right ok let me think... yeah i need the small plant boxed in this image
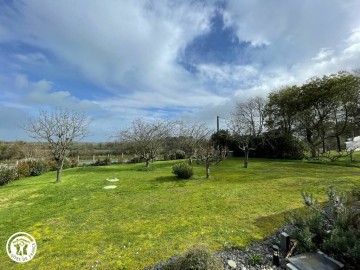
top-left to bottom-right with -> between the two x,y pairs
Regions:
163,246 -> 223,270
248,253 -> 261,266
172,163 -> 193,179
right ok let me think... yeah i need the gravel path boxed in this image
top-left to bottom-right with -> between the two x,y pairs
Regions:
145,226 -> 298,270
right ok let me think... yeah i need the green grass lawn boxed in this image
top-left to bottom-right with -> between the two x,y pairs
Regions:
1,157 -> 359,269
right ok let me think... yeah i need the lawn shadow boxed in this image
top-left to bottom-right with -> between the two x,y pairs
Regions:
153,175 -> 185,183
303,160 -> 360,168
3,181 -> 55,189
254,206 -> 309,234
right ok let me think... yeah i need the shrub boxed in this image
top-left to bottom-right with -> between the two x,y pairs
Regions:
0,166 -> 18,186
172,163 -> 193,179
163,247 -> 223,270
47,160 -> 57,171
294,226 -> 316,252
322,227 -> 360,267
92,157 -> 111,166
28,160 -> 50,176
175,150 -> 186,159
164,150 -> 186,161
62,158 -> 73,169
288,186 -> 360,268
129,156 -> 143,164
16,162 -> 31,178
16,159 -> 50,177
164,153 -> 176,160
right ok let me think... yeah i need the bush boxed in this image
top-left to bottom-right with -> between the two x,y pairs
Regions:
28,160 -> 50,176
16,162 -> 31,178
175,150 -> 186,159
129,156 -> 144,164
252,133 -> 305,159
294,226 -> 316,252
62,158 -> 73,169
322,227 -> 360,267
164,150 -> 186,161
92,157 -> 111,166
0,166 -> 18,186
172,163 -> 193,179
16,159 -> 50,177
164,153 -> 176,160
163,247 -> 223,270
288,186 -> 360,268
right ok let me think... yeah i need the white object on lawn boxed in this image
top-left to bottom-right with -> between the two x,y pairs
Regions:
103,185 -> 117,189
106,178 -> 119,182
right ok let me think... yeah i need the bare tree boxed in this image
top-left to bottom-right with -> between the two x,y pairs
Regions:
117,118 -> 175,167
228,96 -> 266,168
198,140 -> 227,178
178,122 -> 212,165
24,108 -> 89,183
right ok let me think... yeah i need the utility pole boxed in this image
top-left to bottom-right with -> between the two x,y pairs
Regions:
217,116 -> 220,132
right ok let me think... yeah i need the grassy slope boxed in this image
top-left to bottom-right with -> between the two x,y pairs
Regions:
0,158 -> 359,269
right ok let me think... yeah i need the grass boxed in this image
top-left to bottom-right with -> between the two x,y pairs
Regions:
0,157 -> 359,269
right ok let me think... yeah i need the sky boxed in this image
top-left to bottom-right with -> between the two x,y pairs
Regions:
1,0 -> 360,142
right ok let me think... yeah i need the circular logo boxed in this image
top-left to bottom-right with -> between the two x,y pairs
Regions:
6,232 -> 37,263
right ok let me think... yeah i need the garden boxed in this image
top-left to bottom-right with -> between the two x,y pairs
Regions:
0,157 -> 359,269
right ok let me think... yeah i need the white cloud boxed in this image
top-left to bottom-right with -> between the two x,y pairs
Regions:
312,48 -> 334,62
11,74 -> 99,111
1,0 -> 215,95
223,0 -> 360,65
1,1 -> 360,141
15,52 -> 48,64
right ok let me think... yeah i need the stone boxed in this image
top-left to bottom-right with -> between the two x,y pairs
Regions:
227,259 -> 237,268
287,251 -> 344,270
103,185 -> 117,189
106,178 -> 119,182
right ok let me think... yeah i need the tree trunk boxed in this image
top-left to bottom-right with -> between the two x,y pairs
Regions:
206,163 -> 210,179
306,129 -> 316,158
56,168 -> 61,183
336,136 -> 342,152
146,160 -> 150,168
55,159 -> 64,183
244,150 -> 249,168
321,128 -> 326,154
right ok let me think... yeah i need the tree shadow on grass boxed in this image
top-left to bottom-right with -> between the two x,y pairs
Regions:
254,206 -> 309,235
153,175 -> 185,183
3,181 -> 55,189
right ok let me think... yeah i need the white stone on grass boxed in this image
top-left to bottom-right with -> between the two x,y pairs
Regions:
106,178 -> 119,182
103,185 -> 117,189
227,260 -> 237,269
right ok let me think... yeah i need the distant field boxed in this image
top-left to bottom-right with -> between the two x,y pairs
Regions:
0,157 -> 359,269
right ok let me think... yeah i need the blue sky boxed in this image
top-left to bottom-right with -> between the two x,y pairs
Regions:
1,0 -> 360,141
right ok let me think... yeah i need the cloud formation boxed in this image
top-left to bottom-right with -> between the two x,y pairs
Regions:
0,0 -> 359,141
